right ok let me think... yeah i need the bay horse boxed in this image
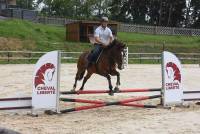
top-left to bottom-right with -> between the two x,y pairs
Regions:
72,39 -> 126,95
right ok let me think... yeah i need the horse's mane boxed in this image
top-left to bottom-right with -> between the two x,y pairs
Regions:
102,39 -> 125,65
105,39 -> 121,50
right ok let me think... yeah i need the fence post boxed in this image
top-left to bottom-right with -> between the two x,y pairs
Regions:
7,52 -> 10,63
157,54 -> 160,63
190,29 -> 193,36
29,52 -> 31,63
139,54 -> 142,63
162,41 -> 165,51
136,25 -> 139,33
44,17 -> 47,24
154,26 -> 157,35
119,24 -> 122,32
172,27 -> 175,35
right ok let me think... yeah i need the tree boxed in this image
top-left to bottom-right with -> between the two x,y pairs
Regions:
109,0 -> 130,22
17,0 -> 34,9
37,0 -> 75,17
109,0 -> 149,24
35,0 -> 194,28
191,0 -> 200,28
169,0 -> 186,27
146,0 -> 160,25
37,0 -> 104,19
149,0 -> 186,27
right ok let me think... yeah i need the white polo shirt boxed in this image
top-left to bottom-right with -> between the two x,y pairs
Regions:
94,26 -> 113,45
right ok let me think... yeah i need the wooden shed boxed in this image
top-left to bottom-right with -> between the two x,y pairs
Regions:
66,20 -> 118,42
0,0 -> 16,14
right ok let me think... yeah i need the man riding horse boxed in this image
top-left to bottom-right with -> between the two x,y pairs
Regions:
87,17 -> 114,67
72,17 -> 126,95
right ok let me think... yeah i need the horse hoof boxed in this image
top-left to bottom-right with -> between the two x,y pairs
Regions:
70,88 -> 75,92
79,88 -> 83,91
109,91 -> 114,96
114,87 -> 120,92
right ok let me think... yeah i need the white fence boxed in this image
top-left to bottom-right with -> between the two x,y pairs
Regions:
37,17 -> 76,26
35,17 -> 200,36
0,51 -> 199,64
119,24 -> 200,36
0,51 -> 81,62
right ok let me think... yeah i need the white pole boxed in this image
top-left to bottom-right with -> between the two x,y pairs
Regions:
56,51 -> 61,113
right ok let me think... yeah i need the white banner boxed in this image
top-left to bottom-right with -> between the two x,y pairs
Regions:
32,51 -> 60,112
162,51 -> 183,106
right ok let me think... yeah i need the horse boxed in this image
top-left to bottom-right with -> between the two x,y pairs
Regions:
72,39 -> 126,95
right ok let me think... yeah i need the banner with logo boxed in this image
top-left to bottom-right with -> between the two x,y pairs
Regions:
162,51 -> 183,106
32,51 -> 60,112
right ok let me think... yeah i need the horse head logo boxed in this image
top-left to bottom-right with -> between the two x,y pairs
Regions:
34,63 -> 55,88
166,62 -> 181,83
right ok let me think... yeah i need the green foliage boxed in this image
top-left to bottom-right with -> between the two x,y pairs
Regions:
118,32 -> 200,45
0,19 -> 200,53
0,19 -> 64,41
37,0 -> 107,19
17,0 -> 35,9
118,32 -> 200,53
190,0 -> 200,28
0,19 -> 65,51
34,0 -> 200,28
109,0 -> 186,26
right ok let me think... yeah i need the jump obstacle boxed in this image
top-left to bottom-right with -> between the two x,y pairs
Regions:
0,50 -> 200,114
0,97 -> 31,110
59,88 -> 162,113
58,89 -> 200,113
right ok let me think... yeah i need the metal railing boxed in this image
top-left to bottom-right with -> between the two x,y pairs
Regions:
0,51 -> 81,62
0,51 -> 199,64
128,53 -> 200,64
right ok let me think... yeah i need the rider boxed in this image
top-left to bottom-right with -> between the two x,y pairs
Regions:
88,17 -> 113,67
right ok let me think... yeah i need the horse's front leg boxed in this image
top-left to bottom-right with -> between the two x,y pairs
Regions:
111,70 -> 120,92
105,74 -> 114,96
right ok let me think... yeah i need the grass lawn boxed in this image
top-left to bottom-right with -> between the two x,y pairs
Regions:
0,19 -> 199,53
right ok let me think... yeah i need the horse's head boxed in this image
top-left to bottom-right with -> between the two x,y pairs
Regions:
109,39 -> 126,70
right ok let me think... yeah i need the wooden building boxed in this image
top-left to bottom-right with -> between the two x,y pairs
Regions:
0,0 -> 16,13
0,0 -> 16,8
8,0 -> 16,6
66,20 -> 118,42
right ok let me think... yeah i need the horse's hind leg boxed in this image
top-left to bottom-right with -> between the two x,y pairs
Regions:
72,73 -> 78,91
79,71 -> 92,90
